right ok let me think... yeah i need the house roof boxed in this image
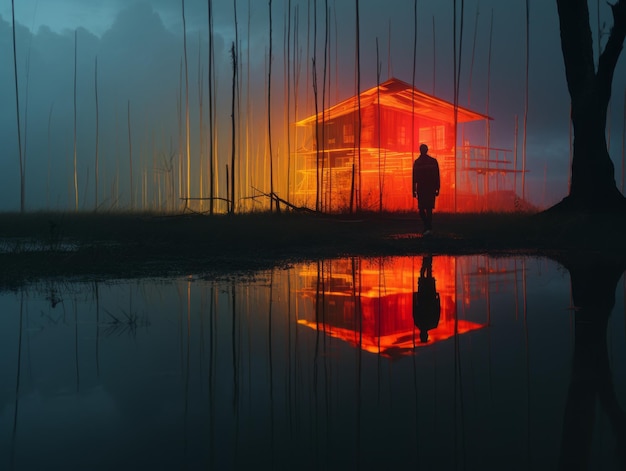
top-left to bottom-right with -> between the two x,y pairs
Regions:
295,76 -> 491,126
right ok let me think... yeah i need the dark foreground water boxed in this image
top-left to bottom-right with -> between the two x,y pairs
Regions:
1,255 -> 625,470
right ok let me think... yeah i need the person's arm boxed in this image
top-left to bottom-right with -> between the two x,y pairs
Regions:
435,161 -> 440,196
412,162 -> 418,197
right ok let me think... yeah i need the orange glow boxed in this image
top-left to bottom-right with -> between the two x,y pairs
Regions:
296,256 -> 486,358
293,77 -> 519,212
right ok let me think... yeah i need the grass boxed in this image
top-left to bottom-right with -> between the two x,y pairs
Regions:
0,209 -> 625,287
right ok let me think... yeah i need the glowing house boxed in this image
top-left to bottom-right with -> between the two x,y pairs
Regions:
293,77 -> 518,212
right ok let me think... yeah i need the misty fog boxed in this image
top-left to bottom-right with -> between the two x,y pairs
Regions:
1,0 -> 623,212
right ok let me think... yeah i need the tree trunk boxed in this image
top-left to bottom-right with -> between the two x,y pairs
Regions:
554,0 -> 626,212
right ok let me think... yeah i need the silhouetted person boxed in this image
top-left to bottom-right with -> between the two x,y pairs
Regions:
412,144 -> 440,235
412,255 -> 441,343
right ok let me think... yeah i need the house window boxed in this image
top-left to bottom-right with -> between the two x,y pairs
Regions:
343,123 -> 354,145
434,125 -> 446,149
418,127 -> 432,148
398,125 -> 406,146
419,126 -> 446,150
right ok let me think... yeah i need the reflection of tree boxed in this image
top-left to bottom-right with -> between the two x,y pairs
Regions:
558,255 -> 626,469
101,308 -> 150,337
413,255 -> 441,343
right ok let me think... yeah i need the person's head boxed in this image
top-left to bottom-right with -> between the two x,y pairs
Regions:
419,144 -> 428,155
420,330 -> 429,343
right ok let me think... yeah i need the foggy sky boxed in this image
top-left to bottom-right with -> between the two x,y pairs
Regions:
1,0 -> 625,211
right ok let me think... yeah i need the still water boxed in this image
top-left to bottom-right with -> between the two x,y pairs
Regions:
1,255 -> 625,470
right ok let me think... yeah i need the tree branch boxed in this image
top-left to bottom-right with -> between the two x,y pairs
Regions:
598,0 -> 626,101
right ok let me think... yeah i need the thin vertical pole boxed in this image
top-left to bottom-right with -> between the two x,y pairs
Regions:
412,0 -> 417,164
313,0 -> 320,211
388,19 -> 392,79
486,9 -> 493,204
128,100 -> 134,210
73,30 -> 79,211
453,0 -> 465,213
234,0 -> 242,211
467,4 -> 479,106
514,114 -> 519,198
182,0 -> 190,204
321,0 -> 328,211
432,16 -> 436,95
246,0 -> 251,210
94,56 -> 99,210
230,43 -> 237,214
327,3 -> 332,210
198,36 -> 204,209
356,0 -> 361,211
287,0 -> 292,204
47,104 -> 54,207
522,0 -> 529,202
377,37 -> 382,212
208,0 -> 215,214
268,0 -> 275,210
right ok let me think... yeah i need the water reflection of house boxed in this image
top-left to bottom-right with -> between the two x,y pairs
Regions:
293,77 -> 523,212
296,256 -> 486,358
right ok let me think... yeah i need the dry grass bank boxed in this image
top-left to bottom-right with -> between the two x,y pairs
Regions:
0,209 -> 625,286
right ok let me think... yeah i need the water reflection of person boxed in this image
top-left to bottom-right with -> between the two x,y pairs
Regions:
412,255 -> 441,343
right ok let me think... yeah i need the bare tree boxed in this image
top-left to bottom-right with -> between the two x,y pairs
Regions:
553,0 -> 626,212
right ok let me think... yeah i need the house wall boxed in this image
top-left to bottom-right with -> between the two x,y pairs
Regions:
293,103 -> 458,212
292,102 -> 516,212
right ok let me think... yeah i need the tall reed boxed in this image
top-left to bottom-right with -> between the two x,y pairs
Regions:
432,16 -> 436,94
321,0 -> 328,211
208,0 -> 215,214
73,30 -> 79,210
376,38 -> 382,212
522,0 -> 529,201
182,0 -> 190,206
11,0 -> 24,212
467,4 -> 479,106
94,56 -> 100,210
246,0 -> 252,211
411,0 -> 416,164
286,0 -> 292,204
127,100 -> 134,210
47,103 -> 54,207
486,9 -> 493,191
355,0 -> 361,212
292,4 -> 301,207
197,37 -> 204,209
230,42 -> 237,213
233,0 -> 241,211
313,0 -> 320,211
268,0 -> 275,211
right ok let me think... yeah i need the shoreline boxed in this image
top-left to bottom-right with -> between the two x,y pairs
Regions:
1,210 -> 625,287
